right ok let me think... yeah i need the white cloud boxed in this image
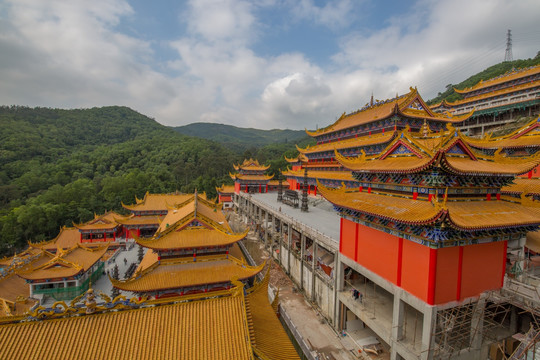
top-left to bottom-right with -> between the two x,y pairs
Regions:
0,0 -> 539,130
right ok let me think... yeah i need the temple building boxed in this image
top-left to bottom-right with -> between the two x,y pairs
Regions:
74,211 -> 124,244
111,192 -> 263,298
320,122 -> 540,305
17,244 -> 109,301
28,226 -> 81,252
216,184 -> 236,209
283,87 -> 474,193
230,158 -> 274,193
119,192 -> 195,238
431,65 -> 540,135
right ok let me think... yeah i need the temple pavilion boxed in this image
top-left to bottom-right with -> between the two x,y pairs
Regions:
111,191 -> 263,298
119,192 -> 195,238
216,184 -> 236,209
17,243 -> 109,301
431,65 -> 540,135
230,158 -> 274,193
74,211 -> 124,244
318,121 -> 540,305
283,87 -> 473,194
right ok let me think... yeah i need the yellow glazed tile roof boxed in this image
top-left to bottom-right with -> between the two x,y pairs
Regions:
136,228 -> 248,250
501,178 -> 540,195
122,192 -> 194,212
449,79 -> 540,105
0,294 -> 254,360
443,156 -> 540,176
454,65 -> 540,94
246,274 -> 301,360
297,131 -> 396,154
157,194 -> 230,233
446,201 -> 540,230
114,215 -> 164,226
29,227 -> 80,252
112,255 -> 264,292
75,211 -> 123,231
319,184 -> 540,230
233,158 -> 270,171
285,169 -> 355,181
216,184 -> 236,193
318,185 -> 443,224
231,173 -> 274,181
307,88 -> 471,137
18,244 -> 109,281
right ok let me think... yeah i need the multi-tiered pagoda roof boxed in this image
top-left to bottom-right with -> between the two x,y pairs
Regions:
320,124 -> 540,248
112,192 -> 260,297
230,158 -> 274,193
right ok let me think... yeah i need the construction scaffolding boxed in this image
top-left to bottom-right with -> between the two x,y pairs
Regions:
430,288 -> 540,360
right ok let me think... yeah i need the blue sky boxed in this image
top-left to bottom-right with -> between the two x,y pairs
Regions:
0,0 -> 539,129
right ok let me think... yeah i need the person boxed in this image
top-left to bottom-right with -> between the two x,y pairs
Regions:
123,258 -> 127,265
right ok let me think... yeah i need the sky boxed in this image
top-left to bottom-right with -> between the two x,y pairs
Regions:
0,0 -> 539,130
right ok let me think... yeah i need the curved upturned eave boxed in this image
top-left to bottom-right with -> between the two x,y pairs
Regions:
441,155 -> 540,176
135,229 -> 249,250
337,154 -> 435,174
317,183 -> 444,226
446,201 -> 540,231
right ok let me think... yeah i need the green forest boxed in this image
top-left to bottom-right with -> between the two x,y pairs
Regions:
0,106 -> 309,255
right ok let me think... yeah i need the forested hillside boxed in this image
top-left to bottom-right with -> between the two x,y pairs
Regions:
427,54 -> 540,105
173,122 -> 307,149
0,106 -> 240,254
0,106 -> 310,255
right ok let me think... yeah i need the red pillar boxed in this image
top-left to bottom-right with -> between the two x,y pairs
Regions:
501,240 -> 508,287
245,185 -> 248,192
265,184 -> 268,193
314,186 -> 317,196
137,228 -> 141,237
259,184 -> 262,193
412,191 -> 418,200
427,248 -> 437,305
359,186 -> 363,192
456,246 -> 464,300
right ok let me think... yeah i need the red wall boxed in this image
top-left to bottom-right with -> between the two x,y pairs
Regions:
400,240 -> 431,303
460,241 -> 506,300
339,218 -> 507,305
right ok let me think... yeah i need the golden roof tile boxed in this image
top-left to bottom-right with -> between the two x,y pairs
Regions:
318,184 -> 443,225
501,178 -> 540,195
449,79 -> 540,106
29,227 -> 81,252
285,169 -> 355,181
297,131 -> 396,155
446,201 -> 540,230
136,228 -> 248,250
122,192 -> 194,212
0,290 -> 254,360
246,273 -> 301,360
114,215 -> 165,226
306,88 -> 471,137
234,158 -> 270,171
319,183 -> 540,230
112,255 -> 265,292
231,174 -> 274,181
18,244 -> 109,281
454,65 -> 540,94
74,211 -> 123,231
156,194 -> 230,234
216,184 -> 236,193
